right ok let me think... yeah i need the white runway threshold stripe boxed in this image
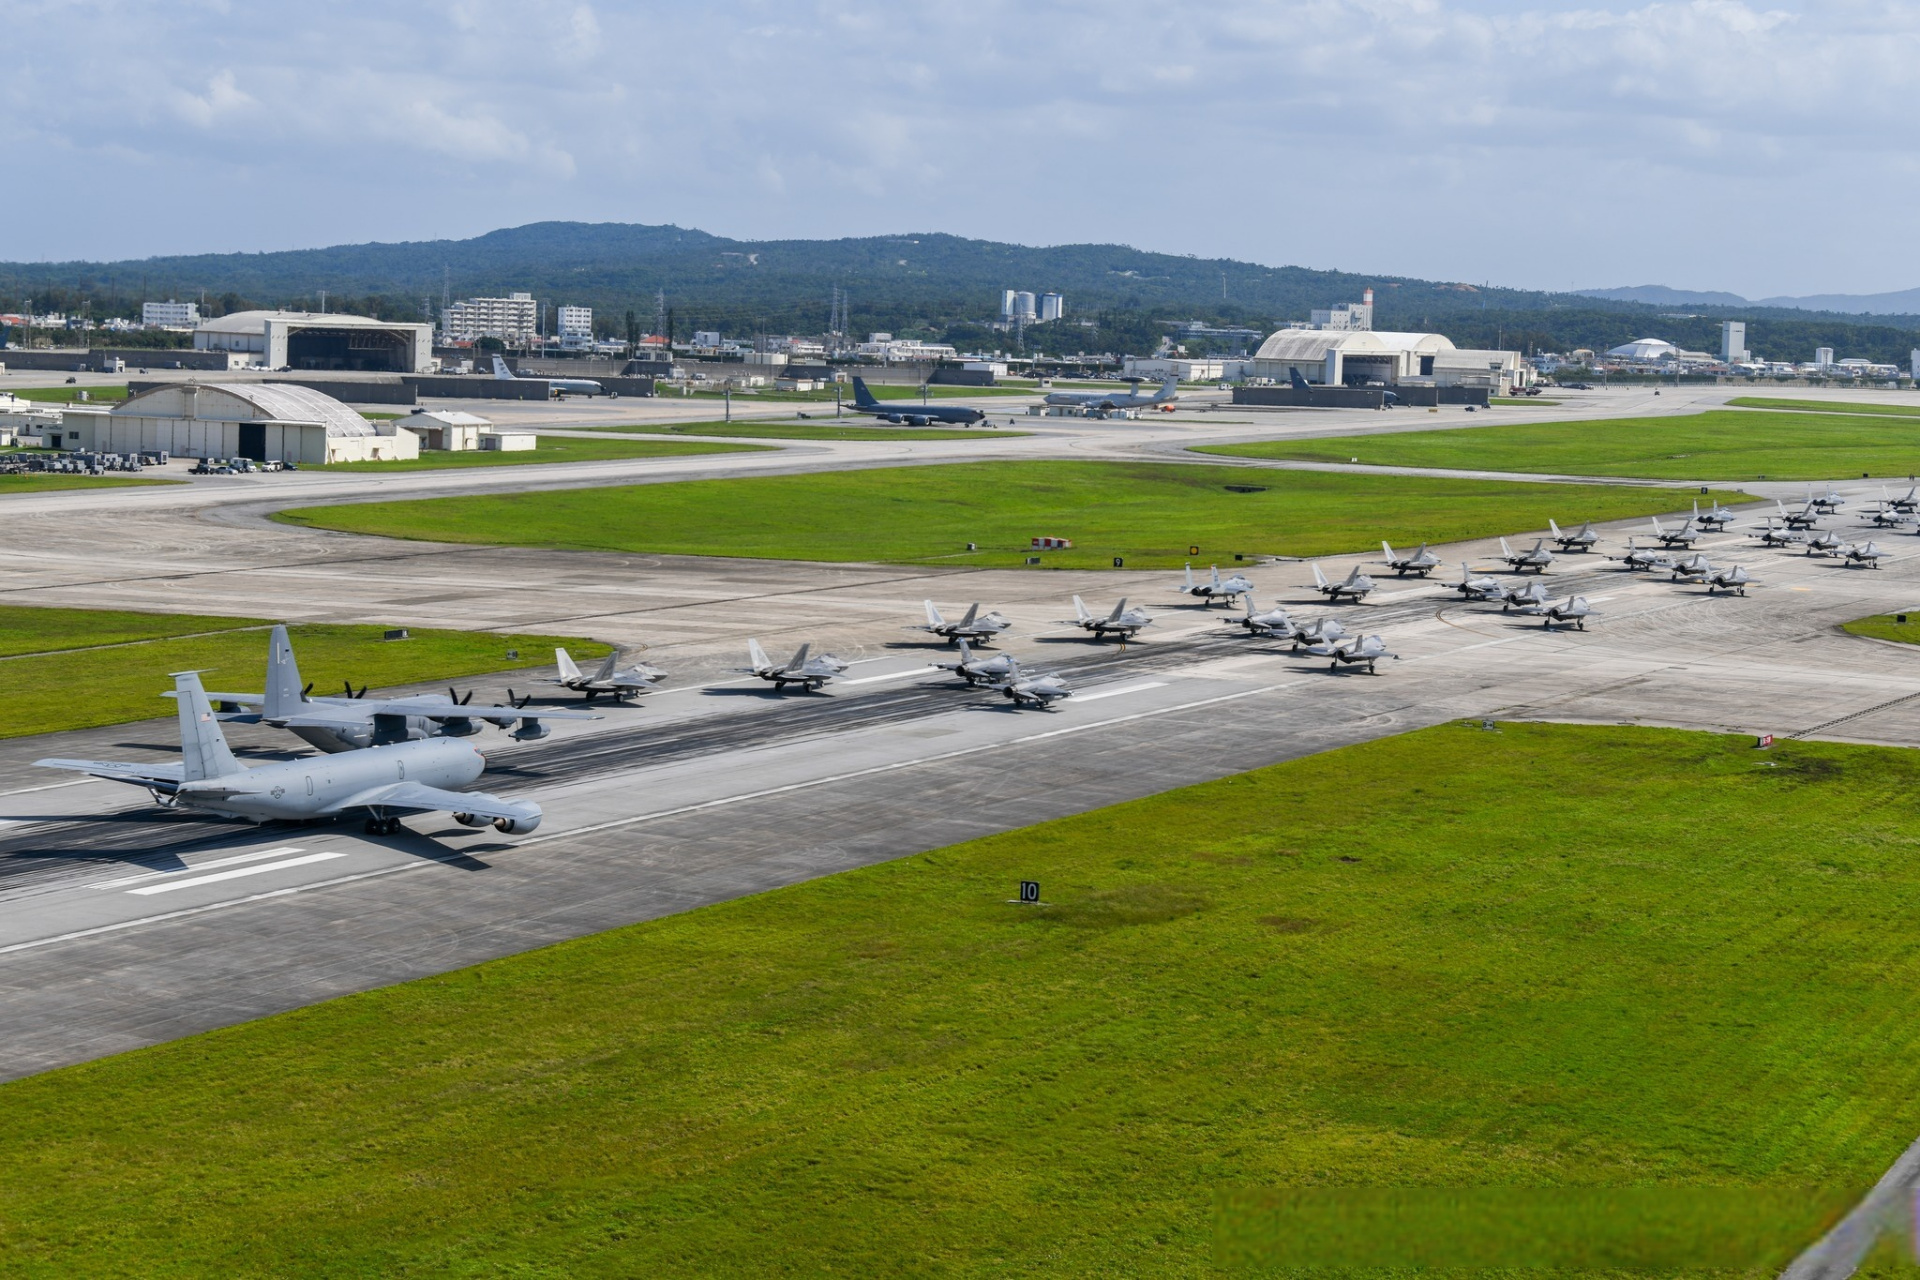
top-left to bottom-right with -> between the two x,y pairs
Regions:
91,846 -> 306,890
839,668 -> 933,686
1073,681 -> 1169,703
127,851 -> 346,895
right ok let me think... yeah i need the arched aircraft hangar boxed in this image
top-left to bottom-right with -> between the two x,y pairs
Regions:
193,310 -> 434,373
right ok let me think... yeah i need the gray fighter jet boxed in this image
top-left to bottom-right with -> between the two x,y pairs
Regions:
1864,502 -> 1913,528
1176,564 -> 1255,606
931,638 -> 1015,685
37,671 -> 541,837
1380,541 -> 1442,576
1500,580 -> 1551,612
910,600 -> 1013,645
1291,617 -> 1348,651
1063,595 -> 1154,640
1497,537 -> 1555,573
1839,539 -> 1886,568
982,657 -> 1073,708
744,639 -> 849,691
1750,520 -> 1807,548
1310,563 -> 1376,601
1648,516 -> 1699,548
1804,529 -> 1847,557
546,646 -> 667,701
1515,594 -> 1594,629
1683,561 -> 1753,595
1548,519 -> 1600,552
1229,599 -> 1299,639
1693,498 -> 1738,530
1777,499 -> 1822,530
1305,633 -> 1393,674
197,625 -> 595,753
1886,485 -> 1920,514
1451,563 -> 1503,600
1808,483 -> 1845,513
1612,537 -> 1680,570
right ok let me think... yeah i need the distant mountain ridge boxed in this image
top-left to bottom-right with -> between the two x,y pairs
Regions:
1580,283 -> 1920,316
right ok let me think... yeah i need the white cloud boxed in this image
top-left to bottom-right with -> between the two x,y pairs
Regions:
4,0 -> 1917,295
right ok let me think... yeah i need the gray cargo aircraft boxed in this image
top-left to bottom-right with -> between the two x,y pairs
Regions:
1451,563 -> 1503,600
1548,520 -> 1601,552
1310,563 -> 1376,601
744,640 -> 849,691
1043,375 -> 1179,415
982,657 -> 1073,708
910,601 -> 1013,644
1515,594 -> 1594,629
1063,596 -> 1154,640
1380,541 -> 1442,575
1176,564 -> 1255,605
931,638 -> 1014,685
1611,538 -> 1680,570
197,625 -> 595,753
850,377 -> 988,426
37,671 -> 541,836
546,646 -> 667,700
1498,538 -> 1555,573
492,354 -> 604,398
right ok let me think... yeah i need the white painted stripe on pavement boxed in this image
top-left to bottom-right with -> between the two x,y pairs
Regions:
91,845 -> 305,889
1072,681 -> 1169,703
840,669 -> 932,686
127,851 -> 345,895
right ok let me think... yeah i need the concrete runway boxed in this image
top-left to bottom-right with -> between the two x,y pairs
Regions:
3,382 -> 1919,1079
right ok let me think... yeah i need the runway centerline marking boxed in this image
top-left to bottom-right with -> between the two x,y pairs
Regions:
127,851 -> 346,895
92,845 -> 306,889
1073,681 -> 1169,702
840,669 -> 933,686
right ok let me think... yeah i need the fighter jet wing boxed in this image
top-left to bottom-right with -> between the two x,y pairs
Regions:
32,758 -> 187,789
330,781 -> 538,822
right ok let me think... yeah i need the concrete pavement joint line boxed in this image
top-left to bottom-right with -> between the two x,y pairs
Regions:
509,681 -> 1294,850
1790,687 -> 1920,740
91,845 -> 306,889
0,863 -> 425,956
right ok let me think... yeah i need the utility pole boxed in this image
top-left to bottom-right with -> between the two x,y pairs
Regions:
725,386 -> 731,422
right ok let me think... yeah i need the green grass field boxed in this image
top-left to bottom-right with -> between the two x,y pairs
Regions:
1842,612 -> 1920,645
5,723 -> 1919,1274
311,434 -> 768,472
0,474 -> 178,495
1197,408 -> 1920,481
590,419 -> 1031,442
7,384 -> 130,403
1728,397 -> 1920,417
0,605 -> 610,738
273,461 -> 1750,570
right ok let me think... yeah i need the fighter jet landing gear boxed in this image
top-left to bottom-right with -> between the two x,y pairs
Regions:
364,815 -> 405,836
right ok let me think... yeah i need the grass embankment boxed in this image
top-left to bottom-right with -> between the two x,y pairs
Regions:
6,384 -> 130,403
0,605 -> 610,738
1197,409 -> 1920,482
1842,613 -> 1920,645
311,435 -> 768,472
4,723 -> 1917,1273
274,461 -> 1751,570
1729,397 -> 1920,418
592,419 -> 1030,442
0,474 -> 178,495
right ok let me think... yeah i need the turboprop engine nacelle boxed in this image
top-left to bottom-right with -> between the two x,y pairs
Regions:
509,717 -> 551,741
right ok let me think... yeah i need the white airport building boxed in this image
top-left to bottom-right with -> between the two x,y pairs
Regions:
142,300 -> 200,327
49,383 -> 420,464
441,293 -> 539,344
1248,328 -> 1527,393
194,311 -> 434,373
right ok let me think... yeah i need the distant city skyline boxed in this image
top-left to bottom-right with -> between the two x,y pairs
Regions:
4,1 -> 1912,300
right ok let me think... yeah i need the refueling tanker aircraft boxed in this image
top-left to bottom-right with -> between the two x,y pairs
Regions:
37,671 -> 541,836
196,625 -> 596,753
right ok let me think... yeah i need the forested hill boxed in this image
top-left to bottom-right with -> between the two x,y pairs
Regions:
4,221 -> 1918,363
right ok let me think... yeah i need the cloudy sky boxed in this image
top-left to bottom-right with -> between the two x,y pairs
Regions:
5,0 -> 1910,297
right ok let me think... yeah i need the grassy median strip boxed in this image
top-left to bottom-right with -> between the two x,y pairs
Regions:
0,605 -> 610,738
589,419 -> 1031,441
5,385 -> 131,403
1727,396 -> 1920,418
310,434 -> 769,472
1197,408 -> 1920,481
273,461 -> 1750,570
2,723 -> 1914,1273
1841,612 -> 1920,645
0,474 -> 179,495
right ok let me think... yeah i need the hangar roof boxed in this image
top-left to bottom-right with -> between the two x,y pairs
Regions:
195,310 -> 419,336
1606,337 -> 1679,360
1253,328 -> 1456,362
114,382 -> 377,436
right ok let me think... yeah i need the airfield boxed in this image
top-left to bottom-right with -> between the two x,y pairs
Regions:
3,380 -> 1920,1087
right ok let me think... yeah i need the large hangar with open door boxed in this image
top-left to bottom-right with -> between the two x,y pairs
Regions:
194,310 -> 434,373
58,382 -> 419,464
